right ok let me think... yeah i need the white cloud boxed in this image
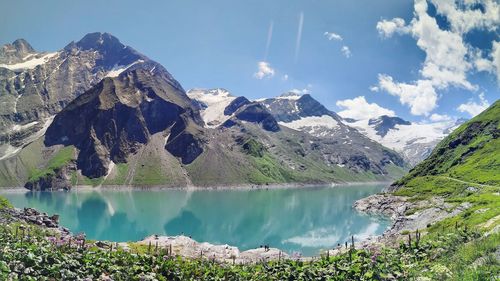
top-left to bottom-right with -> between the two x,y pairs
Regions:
376,18 -> 410,38
374,0 -> 499,116
492,41 -> 500,82
282,74 -> 289,81
294,12 -> 304,63
341,46 -> 352,58
336,96 -> 396,120
324,31 -> 343,41
429,113 -> 452,122
290,88 -> 310,95
377,74 -> 438,116
429,0 -> 500,34
412,0 -> 475,90
253,61 -> 275,79
457,93 -> 490,117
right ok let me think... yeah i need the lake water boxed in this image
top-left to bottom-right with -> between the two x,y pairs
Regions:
1,184 -> 390,256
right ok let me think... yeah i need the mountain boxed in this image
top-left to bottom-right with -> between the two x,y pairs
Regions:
0,33 -> 408,189
189,90 -> 407,177
0,78 -> 406,189
0,32 -> 163,160
393,100 -> 500,190
344,116 -> 466,166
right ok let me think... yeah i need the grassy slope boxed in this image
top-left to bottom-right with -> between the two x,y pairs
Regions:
0,139 -> 75,187
394,100 -> 500,232
27,145 -> 75,182
396,100 -> 500,187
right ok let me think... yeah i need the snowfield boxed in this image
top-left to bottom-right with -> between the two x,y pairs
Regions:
187,88 -> 236,127
0,52 -> 59,71
105,60 -> 145,78
279,115 -> 340,131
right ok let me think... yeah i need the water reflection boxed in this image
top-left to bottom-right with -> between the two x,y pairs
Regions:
2,185 -> 389,256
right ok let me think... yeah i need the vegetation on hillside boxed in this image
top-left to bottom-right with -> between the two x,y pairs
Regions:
27,146 -> 75,183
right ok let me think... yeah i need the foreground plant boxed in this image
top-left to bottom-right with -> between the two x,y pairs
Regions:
0,223 -> 497,280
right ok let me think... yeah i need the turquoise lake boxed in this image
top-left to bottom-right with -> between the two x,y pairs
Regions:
0,184 -> 390,256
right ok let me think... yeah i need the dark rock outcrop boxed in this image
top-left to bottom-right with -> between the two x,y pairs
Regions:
224,96 -> 250,116
44,67 -> 204,178
260,93 -> 341,123
223,103 -> 280,132
368,115 -> 411,137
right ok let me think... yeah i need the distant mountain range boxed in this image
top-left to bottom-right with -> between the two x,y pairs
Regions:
344,116 -> 466,166
0,32 -> 415,189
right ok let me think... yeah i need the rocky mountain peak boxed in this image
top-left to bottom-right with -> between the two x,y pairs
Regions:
44,67 -> 204,178
11,39 -> 36,54
63,32 -> 143,69
260,93 -> 340,123
368,115 -> 411,137
75,32 -> 123,51
0,38 -> 37,63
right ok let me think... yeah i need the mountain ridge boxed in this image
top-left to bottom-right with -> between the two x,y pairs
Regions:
0,33 -> 408,190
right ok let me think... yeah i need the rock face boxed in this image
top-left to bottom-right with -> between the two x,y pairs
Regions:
224,103 -> 281,132
259,92 -> 341,123
224,96 -> 251,116
136,235 -> 288,264
354,194 -> 472,246
0,39 -> 36,64
44,67 -> 204,178
0,32 -> 162,160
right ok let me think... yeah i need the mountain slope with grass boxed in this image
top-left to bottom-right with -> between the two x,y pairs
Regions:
394,100 -> 500,188
387,100 -> 500,232
352,100 -> 500,279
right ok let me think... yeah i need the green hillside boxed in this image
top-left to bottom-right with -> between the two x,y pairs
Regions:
396,100 -> 500,187
393,100 -> 500,233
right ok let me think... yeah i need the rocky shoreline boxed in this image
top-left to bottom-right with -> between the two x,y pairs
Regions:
352,193 -> 472,247
128,235 -> 290,264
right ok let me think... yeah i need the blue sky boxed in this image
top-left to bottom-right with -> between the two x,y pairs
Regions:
1,0 -> 498,122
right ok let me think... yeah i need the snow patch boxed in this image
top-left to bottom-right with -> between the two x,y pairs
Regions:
0,116 -> 55,161
279,115 -> 339,131
105,60 -> 145,78
350,118 -> 457,152
187,88 -> 236,127
0,145 -> 23,161
11,121 -> 38,132
0,52 -> 59,71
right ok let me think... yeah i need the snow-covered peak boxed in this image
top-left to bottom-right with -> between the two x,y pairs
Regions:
349,116 -> 465,165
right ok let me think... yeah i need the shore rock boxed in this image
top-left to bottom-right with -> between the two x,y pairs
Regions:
136,235 -> 289,264
354,194 -> 472,247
